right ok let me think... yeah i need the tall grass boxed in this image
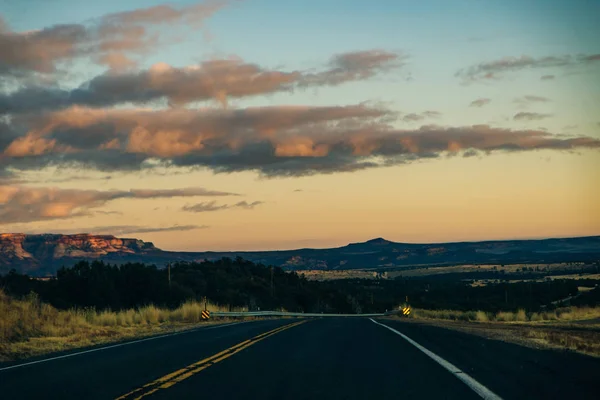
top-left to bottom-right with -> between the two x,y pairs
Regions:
412,306 -> 600,323
0,290 -> 241,345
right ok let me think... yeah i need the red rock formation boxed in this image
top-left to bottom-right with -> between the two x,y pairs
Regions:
0,234 -> 158,269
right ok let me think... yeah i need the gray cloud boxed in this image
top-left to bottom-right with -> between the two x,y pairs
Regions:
469,98 -> 491,107
0,186 -> 238,224
16,174 -> 113,184
232,200 -> 264,209
1,104 -> 598,179
515,95 -> 550,104
0,50 -> 404,114
422,111 -> 441,118
0,168 -> 19,184
456,53 -> 600,82
110,225 -> 209,234
514,95 -> 551,110
94,210 -> 123,215
23,224 -> 209,235
401,111 -> 441,122
0,2 -> 227,81
462,149 -> 480,158
402,113 -> 424,122
300,50 -> 405,87
541,75 -> 555,81
182,200 -> 264,212
513,112 -> 553,121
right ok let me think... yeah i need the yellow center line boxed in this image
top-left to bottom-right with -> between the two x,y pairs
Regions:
115,320 -> 308,400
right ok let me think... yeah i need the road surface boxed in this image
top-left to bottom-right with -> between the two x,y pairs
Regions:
1,318 -> 599,399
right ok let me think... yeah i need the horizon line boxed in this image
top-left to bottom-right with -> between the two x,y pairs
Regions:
2,232 -> 598,253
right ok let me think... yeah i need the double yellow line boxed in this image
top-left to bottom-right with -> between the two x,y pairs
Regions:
115,320 -> 307,400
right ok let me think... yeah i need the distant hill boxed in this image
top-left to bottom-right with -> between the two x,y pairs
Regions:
1,233 -> 599,277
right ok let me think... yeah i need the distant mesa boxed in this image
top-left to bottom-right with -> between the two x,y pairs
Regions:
1,233 -> 599,277
365,237 -> 393,245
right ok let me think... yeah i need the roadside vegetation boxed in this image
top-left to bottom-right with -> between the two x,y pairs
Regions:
412,306 -> 600,323
404,306 -> 600,357
0,289 -> 243,362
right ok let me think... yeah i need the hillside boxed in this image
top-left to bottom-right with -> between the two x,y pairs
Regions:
1,234 -> 599,276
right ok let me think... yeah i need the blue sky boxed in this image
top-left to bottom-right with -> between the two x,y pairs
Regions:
0,0 -> 598,250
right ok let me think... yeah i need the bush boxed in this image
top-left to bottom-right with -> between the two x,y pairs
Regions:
475,311 -> 490,322
516,309 -> 527,322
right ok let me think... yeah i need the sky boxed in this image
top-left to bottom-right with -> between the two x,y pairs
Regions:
0,0 -> 599,251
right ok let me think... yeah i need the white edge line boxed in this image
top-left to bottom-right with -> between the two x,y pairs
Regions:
370,318 -> 503,400
0,320 -> 257,372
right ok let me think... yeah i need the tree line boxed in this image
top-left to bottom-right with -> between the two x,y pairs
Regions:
1,257 -> 597,313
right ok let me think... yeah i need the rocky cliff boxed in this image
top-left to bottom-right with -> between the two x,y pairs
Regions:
0,234 -> 158,274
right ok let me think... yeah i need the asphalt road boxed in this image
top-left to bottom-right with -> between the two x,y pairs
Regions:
1,318 -> 599,399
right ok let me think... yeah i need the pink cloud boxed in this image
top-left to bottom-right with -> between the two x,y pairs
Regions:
0,1 -> 229,79
2,104 -> 598,178
0,185 -> 239,224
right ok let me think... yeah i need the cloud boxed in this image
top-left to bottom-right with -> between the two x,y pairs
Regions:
109,225 -> 209,234
513,95 -> 551,109
0,1 -> 227,80
513,112 -> 553,121
462,149 -> 480,158
0,185 -> 239,224
300,50 -> 405,87
456,54 -> 600,82
0,50 -> 404,114
469,98 -> 491,107
9,58 -> 298,112
0,168 -> 19,184
515,95 -> 550,104
541,75 -> 555,80
1,103 -> 599,178
23,224 -> 209,235
15,174 -> 113,184
182,200 -> 264,212
401,111 -> 441,122
231,200 -> 264,209
2,103 -> 387,159
422,111 -> 441,118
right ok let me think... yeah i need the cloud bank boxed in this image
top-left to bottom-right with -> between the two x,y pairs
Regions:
0,50 -> 403,114
0,186 -> 238,224
1,103 -> 598,179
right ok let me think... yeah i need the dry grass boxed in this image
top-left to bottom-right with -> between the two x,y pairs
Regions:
412,306 -> 600,324
0,290 -> 244,362
398,305 -> 600,357
520,328 -> 600,356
